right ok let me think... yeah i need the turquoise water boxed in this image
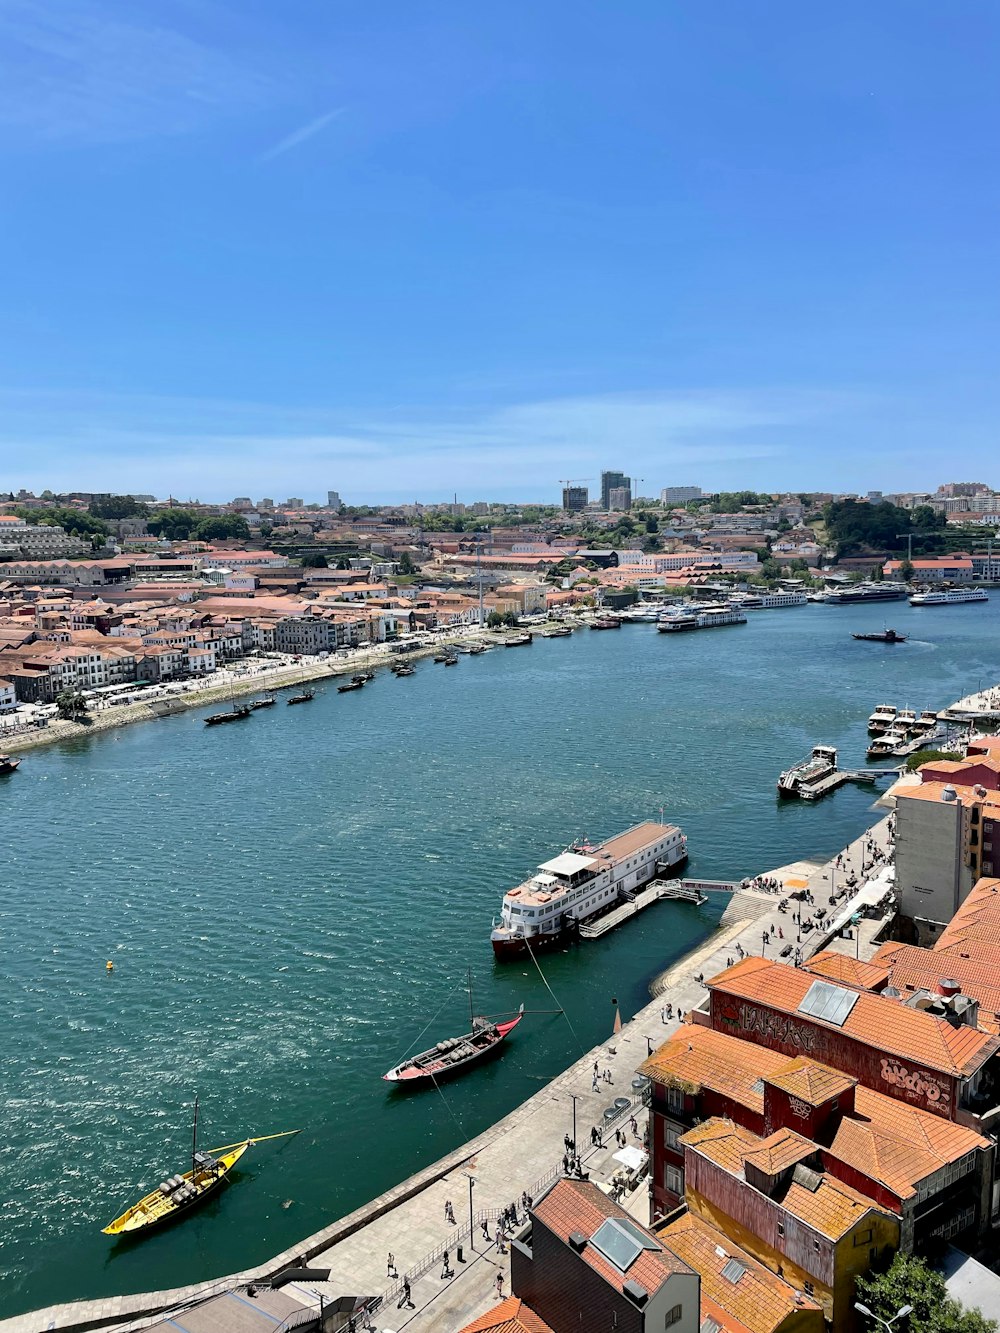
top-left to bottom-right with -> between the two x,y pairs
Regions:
1,598 -> 998,1317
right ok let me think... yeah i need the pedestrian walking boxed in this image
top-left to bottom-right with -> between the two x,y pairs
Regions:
592,1073 -> 599,1091
387,1251 -> 396,1278
496,1272 -> 505,1299
441,1249 -> 452,1279
397,1277 -> 412,1310
482,1218 -> 491,1240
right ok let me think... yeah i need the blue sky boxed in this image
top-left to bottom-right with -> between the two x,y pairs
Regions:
1,1 -> 997,503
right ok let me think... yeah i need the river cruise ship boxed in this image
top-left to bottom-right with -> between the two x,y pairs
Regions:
731,591 -> 808,609
657,604 -> 747,632
820,582 -> 908,604
490,821 -> 687,960
909,588 -> 989,606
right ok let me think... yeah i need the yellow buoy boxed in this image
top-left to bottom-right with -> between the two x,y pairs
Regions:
106,960 -> 114,972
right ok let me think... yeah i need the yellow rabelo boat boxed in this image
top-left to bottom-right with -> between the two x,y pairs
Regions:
102,1099 -> 299,1237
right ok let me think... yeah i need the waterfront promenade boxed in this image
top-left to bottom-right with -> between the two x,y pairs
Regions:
2,815 -> 894,1333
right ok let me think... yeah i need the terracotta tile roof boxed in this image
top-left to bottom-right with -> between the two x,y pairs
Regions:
683,1119 -> 885,1240
827,1086 -> 987,1200
871,942 -> 1000,1034
765,1057 -> 856,1106
802,951 -> 891,992
935,878 -> 1000,952
898,781 -> 1000,810
458,1297 -> 555,1333
659,1212 -> 820,1333
743,1129 -> 815,1175
708,958 -> 1000,1078
639,1025 -> 790,1113
532,1178 -> 692,1297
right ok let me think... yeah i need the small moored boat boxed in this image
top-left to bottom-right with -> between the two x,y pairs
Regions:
0,753 -> 21,774
384,981 -> 523,1087
337,679 -> 364,693
287,690 -> 314,704
102,1100 -> 299,1238
204,704 -> 251,725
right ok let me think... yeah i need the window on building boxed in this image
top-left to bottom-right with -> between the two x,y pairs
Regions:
804,1282 -> 815,1296
854,1229 -> 872,1246
665,1306 -> 683,1329
813,1239 -> 820,1253
665,1166 -> 683,1195
777,1222 -> 784,1237
666,1087 -> 684,1112
665,1126 -> 681,1151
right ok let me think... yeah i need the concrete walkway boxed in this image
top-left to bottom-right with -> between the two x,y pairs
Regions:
0,814 -> 896,1333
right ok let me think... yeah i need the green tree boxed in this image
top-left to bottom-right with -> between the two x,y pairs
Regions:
336,556 -> 351,570
193,515 -> 250,541
397,550 -> 416,575
15,506 -> 108,539
905,748 -> 962,772
900,558 -> 915,581
912,504 -> 945,531
855,1253 -> 995,1333
89,494 -> 149,519
147,508 -> 198,540
55,689 -> 89,720
486,609 -> 519,628
300,552 -> 328,568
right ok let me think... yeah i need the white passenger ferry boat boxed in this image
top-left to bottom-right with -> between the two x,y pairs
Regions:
657,604 -> 747,632
909,588 -> 989,606
490,821 -> 687,960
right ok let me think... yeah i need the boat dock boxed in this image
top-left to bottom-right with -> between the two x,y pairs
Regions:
789,766 -> 900,801
578,879 -> 706,939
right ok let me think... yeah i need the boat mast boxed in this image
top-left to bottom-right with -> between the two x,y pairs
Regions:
192,1095 -> 199,1175
468,967 -> 474,1028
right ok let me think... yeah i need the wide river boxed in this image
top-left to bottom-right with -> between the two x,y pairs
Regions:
2,596 -> 998,1317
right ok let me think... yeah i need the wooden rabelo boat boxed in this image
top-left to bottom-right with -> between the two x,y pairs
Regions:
102,1100 -> 298,1237
383,979 -> 523,1087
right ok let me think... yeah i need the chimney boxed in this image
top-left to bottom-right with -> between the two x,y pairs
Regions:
938,978 -> 962,998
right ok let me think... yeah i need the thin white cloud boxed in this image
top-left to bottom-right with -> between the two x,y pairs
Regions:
258,107 -> 345,162
0,384 -> 859,499
0,0 -> 274,143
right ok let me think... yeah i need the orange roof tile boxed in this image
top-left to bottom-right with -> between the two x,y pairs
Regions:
743,1129 -> 815,1175
458,1298 -> 555,1333
871,942 -> 1000,1034
765,1057 -> 856,1106
640,1026 -> 790,1112
708,958 -> 1000,1078
659,1212 -> 820,1333
532,1178 -> 692,1297
682,1119 -> 887,1240
802,951 -> 891,992
935,878 -> 1000,952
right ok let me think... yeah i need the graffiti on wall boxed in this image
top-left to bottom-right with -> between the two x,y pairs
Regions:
879,1058 -> 951,1111
737,1003 -> 818,1053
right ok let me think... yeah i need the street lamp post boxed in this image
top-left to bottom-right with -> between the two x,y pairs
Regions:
854,1303 -> 913,1333
465,1173 -> 476,1252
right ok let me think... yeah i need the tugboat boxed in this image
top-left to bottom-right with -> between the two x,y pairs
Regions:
0,753 -> 21,774
852,628 -> 907,643
287,689 -> 314,704
383,975 -> 523,1087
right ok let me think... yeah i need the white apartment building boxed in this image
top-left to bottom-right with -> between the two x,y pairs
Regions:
660,486 -> 702,504
0,677 -> 16,712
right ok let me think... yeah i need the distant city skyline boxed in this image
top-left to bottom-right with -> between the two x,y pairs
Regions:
2,4 -> 998,502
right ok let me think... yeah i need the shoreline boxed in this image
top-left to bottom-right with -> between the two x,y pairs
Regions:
0,818 -> 894,1333
0,629 -> 498,754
